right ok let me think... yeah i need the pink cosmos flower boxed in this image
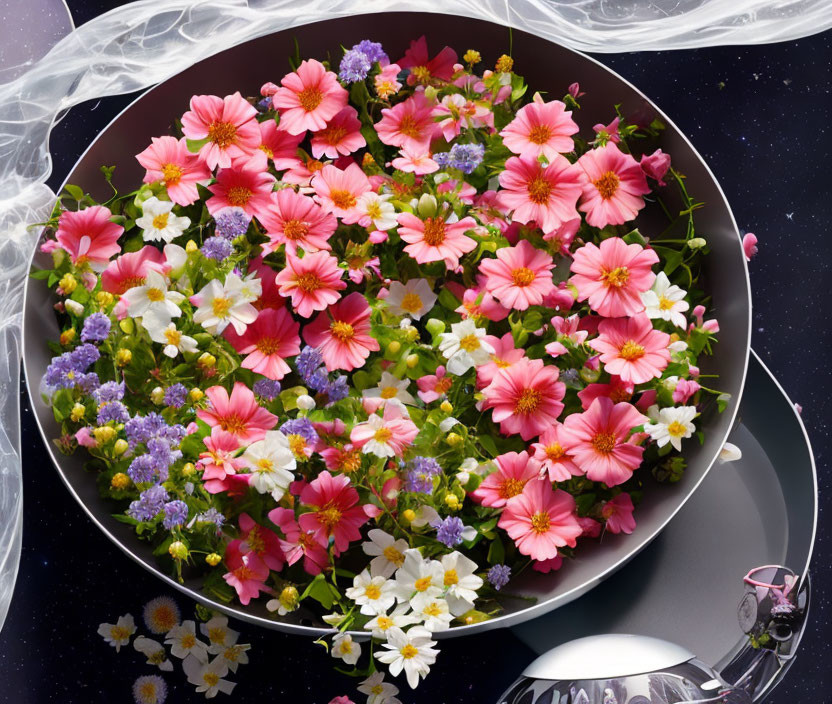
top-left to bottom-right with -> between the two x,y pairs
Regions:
346,253 -> 381,284
350,405 -> 419,458
320,444 -> 363,475
640,148 -> 671,186
55,206 -> 123,271
234,513 -> 285,571
310,106 -> 366,159
542,215 -> 581,255
249,257 -> 286,311
374,63 -> 403,99
742,232 -> 758,261
576,143 -> 650,228
273,59 -> 349,135
456,286 -> 510,323
100,246 -> 165,294
592,116 -> 621,145
303,292 -> 380,372
560,397 -> 647,486
436,178 -> 477,204
546,313 -> 589,359
135,136 -> 211,206
281,154 -> 329,187
673,378 -> 701,404
206,166 -> 275,221
199,428 -> 245,493
497,153 -> 583,234
311,163 -> 372,224
180,92 -> 260,170
500,96 -> 579,161
417,365 -> 453,403
542,282 -> 575,312
481,358 -> 566,441
250,120 -> 304,172
391,148 -> 439,175
396,212 -> 477,269
197,382 -> 278,444
259,189 -> 338,255
478,239 -> 556,310
531,425 -> 583,481
223,306 -> 301,380
577,375 -> 636,410
601,493 -> 636,534
476,333 -> 525,389
223,543 -> 269,605
396,35 -> 457,85
578,516 -> 602,538
471,451 -> 541,508
498,480 -> 582,561
274,250 -> 346,318
569,237 -> 659,318
375,92 -> 438,154
433,94 -> 491,141
298,471 -> 370,555
532,554 -> 564,574
268,507 -> 329,575
589,315 -> 671,385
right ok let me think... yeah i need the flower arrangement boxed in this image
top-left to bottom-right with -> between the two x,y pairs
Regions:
35,35 -> 725,689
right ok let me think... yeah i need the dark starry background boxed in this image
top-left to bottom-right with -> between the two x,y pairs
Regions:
1,1 -> 830,702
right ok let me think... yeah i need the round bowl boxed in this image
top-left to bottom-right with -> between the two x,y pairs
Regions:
23,12 -> 751,638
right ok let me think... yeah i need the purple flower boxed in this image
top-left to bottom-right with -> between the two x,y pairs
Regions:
196,508 -> 226,532
280,417 -> 319,445
163,383 -> 187,409
353,40 -> 388,64
307,368 -> 330,393
339,49 -> 372,83
162,500 -> 189,530
487,564 -> 511,591
405,456 -> 442,493
127,485 -> 168,521
125,413 -> 185,449
253,378 -> 282,401
81,312 -> 111,343
93,380 -> 125,403
97,400 -> 130,425
127,454 -> 156,484
45,344 -> 100,388
72,343 -> 101,369
436,143 -> 485,174
201,236 -> 233,261
436,516 -> 465,547
296,346 -> 324,382
324,375 -> 349,404
76,372 -> 100,394
213,206 -> 251,240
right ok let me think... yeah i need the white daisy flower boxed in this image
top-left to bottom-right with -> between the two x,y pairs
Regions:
719,441 -> 743,463
384,279 -> 437,320
192,276 -> 258,335
363,372 -> 417,411
165,620 -> 209,662
394,549 -> 444,609
183,654 -> 236,697
144,319 -> 199,358
375,626 -> 440,689
137,196 -> 191,243
455,457 -> 495,486
642,271 -> 690,328
354,413 -> 399,458
364,607 -> 420,640
226,271 -> 263,304
345,570 -> 397,616
439,552 -> 485,616
416,597 -> 453,632
358,672 -> 402,704
133,636 -> 174,671
438,319 -> 495,375
644,405 -> 698,452
200,615 -> 239,653
122,269 -> 185,321
241,430 -> 297,501
332,632 -> 362,666
216,643 -> 250,673
363,529 -> 409,579
358,192 -> 398,231
97,613 -> 136,652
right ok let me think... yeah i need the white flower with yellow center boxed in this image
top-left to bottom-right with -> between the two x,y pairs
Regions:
242,430 -> 297,501
363,372 -> 417,412
200,615 -> 239,653
217,642 -> 251,673
375,626 -> 440,689
226,271 -> 263,304
439,551 -> 485,616
122,269 -> 185,321
165,620 -> 209,662
393,549 -> 444,609
346,569 -> 397,616
354,413 -> 401,458
645,405 -> 698,452
385,279 -> 437,320
358,672 -> 402,704
97,613 -> 136,652
332,632 -> 362,666
137,196 -> 191,243
642,272 -> 690,328
144,319 -> 199,358
192,276 -> 258,335
182,654 -> 236,697
363,529 -> 409,579
358,192 -> 398,231
133,636 -> 174,671
438,319 -> 495,375
364,607 -> 420,640
416,596 -> 453,632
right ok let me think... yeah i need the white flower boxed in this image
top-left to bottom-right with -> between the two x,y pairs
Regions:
409,506 -> 440,528
183,654 -> 236,697
393,549 -> 445,610
644,405 -> 698,452
358,672 -> 402,704
165,620 -> 209,662
65,299 -> 84,316
642,271 -> 690,328
122,269 -> 185,321
438,319 -> 495,375
384,279 -> 437,320
355,413 -> 399,458
192,275 -> 258,335
226,271 -> 262,304
455,457 -> 495,486
164,243 -> 188,276
133,636 -> 174,671
144,318 -> 199,358
375,626 -> 440,689
415,596 -> 453,632
97,613 -> 135,652
363,529 -> 409,578
137,196 -> 191,243
216,643 -> 250,673
364,607 -> 420,640
332,632 -> 362,666
363,372 -> 417,411
358,192 -> 398,231
718,441 -> 743,463
439,552 -> 484,616
439,416 -> 459,432
242,430 -> 297,501
346,570 -> 397,616
200,615 -> 239,653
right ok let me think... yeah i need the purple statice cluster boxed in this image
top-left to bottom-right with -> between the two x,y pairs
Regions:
44,343 -> 100,390
434,143 -> 485,174
253,378 -> 281,401
93,380 -> 125,404
163,383 -> 187,409
128,485 -> 169,522
97,401 -> 130,425
124,413 -> 186,486
280,417 -> 319,446
196,508 -> 226,534
201,236 -> 233,262
403,456 -> 443,493
436,516 -> 465,547
124,413 -> 186,449
295,346 -> 349,405
487,564 -> 511,591
213,206 -> 251,240
338,39 -> 387,83
162,499 -> 188,530
80,312 -> 111,343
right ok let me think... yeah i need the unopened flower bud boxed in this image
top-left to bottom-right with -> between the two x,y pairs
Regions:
185,240 -> 199,253
93,426 -> 116,444
188,388 -> 204,403
402,509 -> 417,523
116,348 -> 132,366
446,432 -> 463,446
119,318 -> 135,334
463,49 -> 482,65
425,318 -> 445,337
406,354 -> 419,368
688,237 -> 707,250
205,553 -> 222,566
110,472 -> 130,490
151,386 -> 165,405
279,585 -> 300,612
65,299 -> 84,316
182,462 -> 196,477
113,439 -> 129,456
168,541 -> 189,560
198,352 -> 216,368
70,403 -> 86,422
296,394 -> 316,411
440,400 -> 453,414
60,329 -> 76,346
96,291 -> 115,307
445,494 -> 460,510
417,194 -> 438,219
387,340 -> 401,355
59,273 -> 77,294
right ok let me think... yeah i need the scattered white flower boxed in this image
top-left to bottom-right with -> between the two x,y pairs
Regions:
645,405 -> 698,452
455,457 -> 495,486
200,615 -> 239,653
393,549 -> 444,609
97,613 -> 136,652
718,441 -> 743,463
642,272 -> 690,328
363,529 -> 409,578
192,274 -> 257,335
438,319 -> 494,375
144,319 -> 199,358
385,278 -> 437,320
375,626 -> 440,689
358,672 -> 402,704
242,430 -> 297,502
123,269 -> 185,322
164,243 -> 188,277
358,192 -> 398,231
363,372 -> 417,411
439,552 -> 485,616
415,596 -> 453,632
332,632 -> 362,666
133,636 -> 174,671
439,416 -> 459,433
345,570 -> 397,616
216,642 -> 250,673
183,654 -> 236,697
165,620 -> 209,662
364,607 -> 420,640
137,196 -> 191,243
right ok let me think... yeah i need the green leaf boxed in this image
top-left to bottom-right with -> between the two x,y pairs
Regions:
186,137 -> 209,153
487,536 -> 505,565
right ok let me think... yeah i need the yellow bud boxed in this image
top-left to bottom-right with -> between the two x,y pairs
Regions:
198,352 -> 216,368
446,432 -> 462,446
495,54 -> 514,73
114,439 -> 129,456
151,387 -> 165,405
70,403 -> 86,422
93,426 -> 116,444
387,340 -> 401,355
205,553 -> 222,567
406,353 -> 419,368
185,239 -> 199,253
440,400 -> 453,414
188,387 -> 204,402
424,85 -> 439,102
119,318 -> 135,334
402,509 -> 417,523
405,327 -> 419,342
669,332 -> 680,343
279,585 -> 300,611
168,541 -> 189,560
96,291 -> 115,308
116,348 -> 132,366
60,329 -> 76,346
110,472 -> 130,490
463,49 -> 482,65
182,462 -> 196,477
445,493 -> 460,510
59,273 -> 77,294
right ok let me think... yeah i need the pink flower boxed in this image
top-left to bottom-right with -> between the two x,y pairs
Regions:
592,116 -> 621,144
456,286 -> 510,323
350,405 -> 419,458
100,246 -> 165,294
433,94 -> 491,141
197,382 -> 278,444
273,59 -> 349,135
497,153 -> 583,234
589,315 -> 671,385
576,143 -> 650,228
260,82 -> 279,97
268,507 -> 329,575
303,292 -> 380,372
577,375 -> 636,410
249,256 -> 286,311
298,471 -> 370,555
374,63 -> 403,98
274,250 -> 346,318
396,35 -> 457,85
601,493 -> 636,534
75,427 -> 96,448
391,148 -> 439,175
259,189 -> 337,255
311,163 -> 372,224
531,425 -> 583,481
223,306 -> 301,380
471,451 -> 541,508
532,554 -> 564,574
135,136 -> 211,206
437,178 -> 477,204
498,480 -> 582,561
673,378 -> 701,404
396,212 -> 477,269
199,428 -> 245,492
251,120 -> 304,172
640,148 -> 671,186
478,240 -> 556,310
180,92 -> 260,170
310,106 -> 366,159
417,365 -> 453,403
500,96 -> 579,161
375,92 -> 438,154
320,444 -> 363,474
55,206 -> 123,271
346,254 -> 381,284
329,697 -> 355,704
742,232 -> 758,261
481,358 -> 566,441
281,155 -> 328,187
569,237 -> 658,317
476,332 -> 525,389
578,516 -> 602,538
568,83 -> 584,99
560,397 -> 647,486
223,542 -> 269,605
234,513 -> 285,571
206,166 -> 275,220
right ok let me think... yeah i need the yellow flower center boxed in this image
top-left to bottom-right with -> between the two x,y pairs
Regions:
208,627 -> 226,644
444,569 -> 459,587
288,434 -> 307,456
594,170 -> 621,200
282,219 -> 309,241
149,604 -> 177,632
365,201 -> 382,219
401,644 -> 420,659
659,296 -> 675,311
371,684 -> 384,695
164,328 -> 181,345
380,386 -> 398,399
259,144 -> 274,158
499,477 -> 527,500
610,387 -> 633,403
591,431 -> 617,455
413,576 -> 433,592
212,296 -> 232,318
528,124 -> 552,145
257,458 -> 274,473
667,420 -> 688,437
219,414 -> 246,435
226,186 -> 253,207
339,450 -> 362,473
246,526 -> 265,554
203,672 -> 220,687
181,633 -> 196,649
224,645 -> 243,661
298,86 -> 324,112
329,189 -> 357,210
208,121 -> 237,148
383,545 -> 404,567
365,583 -> 382,600
330,320 -> 356,342
139,681 -> 159,699
295,273 -> 324,292
320,125 -> 348,145
146,287 -> 165,302
458,333 -> 480,352
602,266 -> 630,288
546,443 -> 565,461
376,616 -> 393,631
515,388 -> 542,414
110,625 -> 130,641
422,217 -> 446,246
619,340 -> 646,361
152,213 -> 170,230
410,66 -> 432,85
530,512 -> 551,534
373,427 -> 393,444
256,336 -> 281,355
511,267 -> 536,287
527,175 -> 552,204
424,602 -> 443,617
161,162 -> 183,184
398,114 -> 423,137
400,292 -> 424,313
318,504 -> 343,529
